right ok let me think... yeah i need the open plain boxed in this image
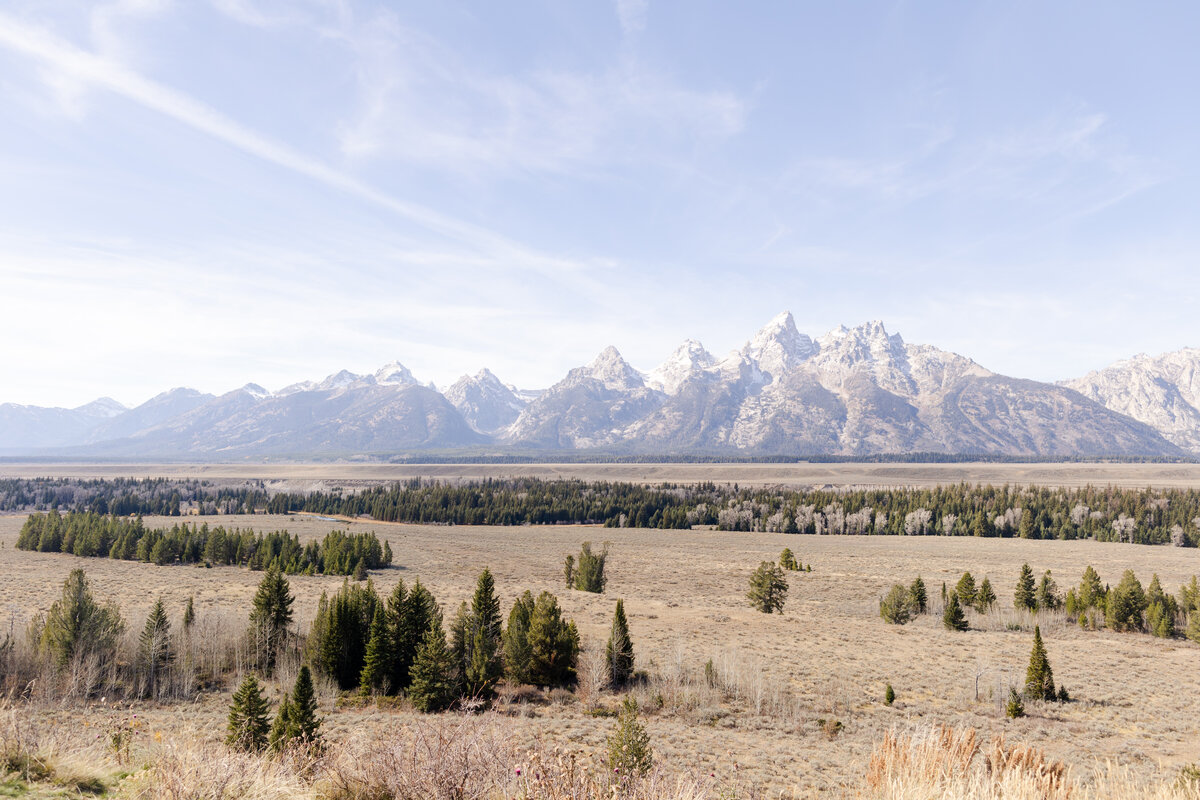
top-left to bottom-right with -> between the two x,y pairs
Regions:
3,492 -> 1199,796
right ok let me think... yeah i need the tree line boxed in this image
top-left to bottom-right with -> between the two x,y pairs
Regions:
16,511 -> 391,576
0,477 -> 268,515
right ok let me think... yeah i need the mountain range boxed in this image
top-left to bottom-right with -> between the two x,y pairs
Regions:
3,313 -> 1197,459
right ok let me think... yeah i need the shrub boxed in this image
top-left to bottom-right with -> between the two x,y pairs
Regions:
1005,688 -> 1025,719
884,684 -> 895,706
880,584 -> 912,625
748,561 -> 787,614
606,697 -> 652,777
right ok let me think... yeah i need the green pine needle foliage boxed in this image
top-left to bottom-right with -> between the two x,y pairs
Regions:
607,697 -> 653,778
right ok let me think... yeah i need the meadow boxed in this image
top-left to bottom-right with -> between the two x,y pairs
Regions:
2,500 -> 1199,797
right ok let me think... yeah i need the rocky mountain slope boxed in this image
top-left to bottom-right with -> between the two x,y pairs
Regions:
1,319 -> 1191,458
1062,348 -> 1200,452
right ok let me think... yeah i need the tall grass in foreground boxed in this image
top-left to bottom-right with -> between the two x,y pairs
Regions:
864,726 -> 1200,800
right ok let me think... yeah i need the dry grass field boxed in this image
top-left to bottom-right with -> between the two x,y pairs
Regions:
6,459 -> 1200,489
2,503 -> 1199,797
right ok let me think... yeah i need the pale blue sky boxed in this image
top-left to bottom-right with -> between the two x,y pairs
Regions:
2,1 -> 1197,407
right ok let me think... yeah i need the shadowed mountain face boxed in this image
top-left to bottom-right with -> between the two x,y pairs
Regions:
1,320 -> 1191,459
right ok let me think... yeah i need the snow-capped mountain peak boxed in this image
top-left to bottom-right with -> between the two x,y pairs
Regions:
742,311 -> 816,380
374,361 -> 418,386
239,383 -> 271,400
75,397 -> 127,418
586,346 -> 645,391
316,369 -> 364,391
649,339 -> 716,394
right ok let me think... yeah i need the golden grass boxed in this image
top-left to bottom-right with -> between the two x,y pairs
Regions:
1,507 -> 1199,796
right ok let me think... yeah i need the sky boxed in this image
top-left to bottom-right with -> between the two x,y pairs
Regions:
2,1 -> 1199,408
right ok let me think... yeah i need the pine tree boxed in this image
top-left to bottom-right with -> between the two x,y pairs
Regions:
1024,626 -> 1055,701
1179,575 -> 1200,617
1078,566 -> 1105,611
955,572 -> 977,607
572,542 -> 608,593
606,696 -> 652,777
308,579 -> 379,690
138,598 -> 173,699
563,554 -> 575,588
1106,569 -> 1147,632
226,674 -> 271,753
884,684 -> 895,706
880,584 -> 912,625
528,591 -> 579,687
182,596 -> 195,631
504,591 -> 536,685
409,617 -> 457,712
1014,563 -> 1037,611
1005,688 -> 1025,719
353,558 -> 368,581
943,593 -> 968,631
779,548 -> 799,571
41,569 -> 124,670
454,569 -> 504,700
747,561 -> 787,614
249,566 -> 294,675
268,694 -> 293,752
1036,571 -> 1061,610
359,603 -> 391,694
1188,610 -> 1200,644
605,600 -> 634,688
908,576 -> 927,614
390,580 -> 437,694
1146,574 -> 1177,638
975,577 -> 997,612
287,665 -> 322,749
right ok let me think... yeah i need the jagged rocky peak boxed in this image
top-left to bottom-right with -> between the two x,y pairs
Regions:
816,320 -> 905,364
649,339 -> 716,394
316,369 -> 365,391
586,346 -> 646,391
374,361 -> 418,386
742,311 -> 817,380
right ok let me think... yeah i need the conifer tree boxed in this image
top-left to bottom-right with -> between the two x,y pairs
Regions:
287,665 -> 322,749
955,572 -> 977,607
1179,575 -> 1199,617
779,548 -> 799,571
138,598 -> 172,699
528,591 -> 579,687
409,617 -> 457,712
393,580 -> 438,693
1014,563 -> 1037,611
880,584 -> 912,625
249,566 -> 294,675
1036,570 -> 1061,610
1146,574 -> 1177,638
453,569 -> 504,700
607,696 -> 652,777
605,599 -> 634,688
572,542 -> 608,593
908,576 -> 927,614
943,593 -> 968,631
1024,626 -> 1055,701
504,591 -> 536,685
226,674 -> 271,753
359,603 -> 391,694
269,694 -> 293,752
182,595 -> 195,631
1188,610 -> 1200,645
747,561 -> 787,614
41,569 -> 124,670
563,554 -> 575,588
975,577 -> 997,612
1078,566 -> 1105,610
1106,569 -> 1147,632
308,579 -> 379,690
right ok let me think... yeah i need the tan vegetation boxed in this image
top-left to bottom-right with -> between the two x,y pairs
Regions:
1,505 -> 1199,796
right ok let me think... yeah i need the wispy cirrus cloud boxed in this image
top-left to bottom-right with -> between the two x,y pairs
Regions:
0,10 -> 589,276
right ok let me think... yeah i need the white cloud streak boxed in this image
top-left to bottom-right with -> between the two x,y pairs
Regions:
0,11 -> 583,276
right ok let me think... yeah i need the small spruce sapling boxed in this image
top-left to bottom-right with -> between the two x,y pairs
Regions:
226,674 -> 271,753
607,696 -> 652,777
943,593 -> 968,632
884,684 -> 895,706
